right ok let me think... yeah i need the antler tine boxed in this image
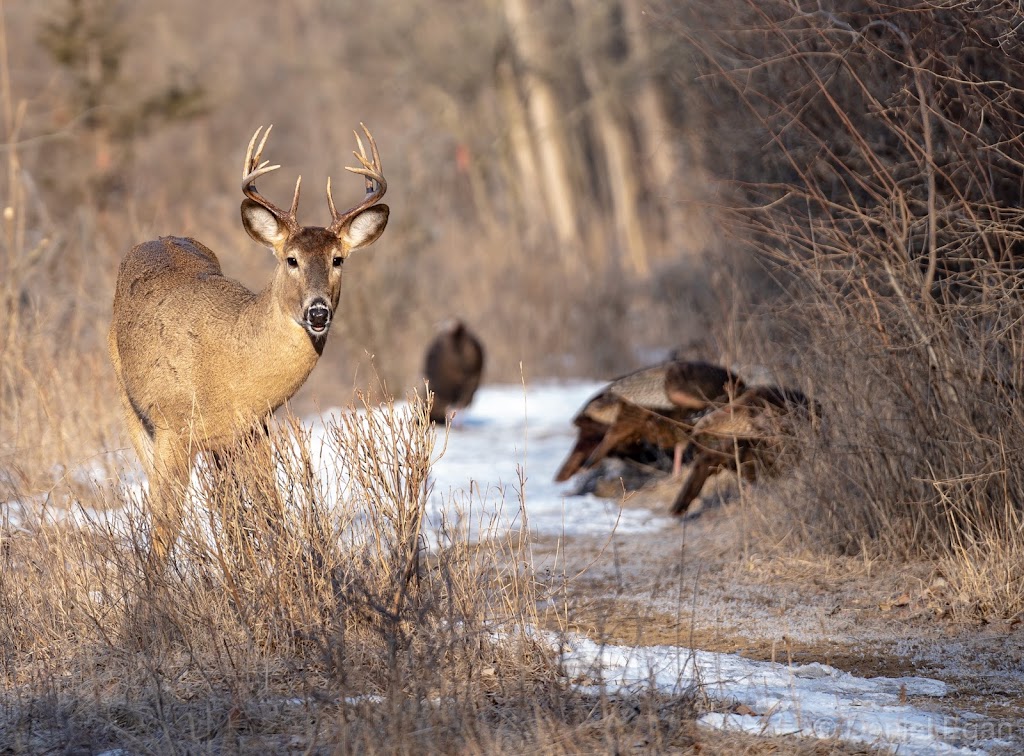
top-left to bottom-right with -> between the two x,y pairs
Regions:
289,175 -> 302,218
242,125 -> 278,183
327,123 -> 387,234
351,129 -> 372,195
346,124 -> 386,190
326,175 -> 338,219
240,124 -> 299,229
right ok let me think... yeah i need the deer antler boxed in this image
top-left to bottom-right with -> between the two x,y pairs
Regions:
327,123 -> 387,234
241,125 -> 301,233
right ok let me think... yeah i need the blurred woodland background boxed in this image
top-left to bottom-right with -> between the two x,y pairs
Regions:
5,0 -> 1024,606
1,0 -> 731,469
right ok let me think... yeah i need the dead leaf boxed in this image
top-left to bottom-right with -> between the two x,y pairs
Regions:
881,593 -> 911,611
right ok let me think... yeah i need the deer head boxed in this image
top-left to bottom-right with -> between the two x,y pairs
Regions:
239,123 -> 389,341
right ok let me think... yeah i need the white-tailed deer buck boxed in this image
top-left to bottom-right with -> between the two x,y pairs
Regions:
109,124 -> 389,566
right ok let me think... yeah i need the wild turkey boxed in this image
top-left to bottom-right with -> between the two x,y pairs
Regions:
670,384 -> 818,516
554,360 -> 745,484
424,319 -> 485,423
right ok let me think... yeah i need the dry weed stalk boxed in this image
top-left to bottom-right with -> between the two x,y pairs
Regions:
0,14 -> 119,492
334,391 -> 432,618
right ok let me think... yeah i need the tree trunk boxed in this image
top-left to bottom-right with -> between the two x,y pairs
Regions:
495,55 -> 545,235
501,0 -> 579,251
621,1 -> 686,250
571,0 -> 649,276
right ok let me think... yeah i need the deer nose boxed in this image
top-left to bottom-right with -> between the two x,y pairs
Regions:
305,298 -> 332,334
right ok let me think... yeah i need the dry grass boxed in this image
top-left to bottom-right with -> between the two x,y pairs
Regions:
677,0 -> 1024,619
1,394 -> 558,752
3,389 -> 868,754
0,5 -> 793,751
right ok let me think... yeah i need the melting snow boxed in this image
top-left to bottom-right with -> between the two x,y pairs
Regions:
424,381 -> 674,538
555,633 -> 1000,755
353,383 -> 1010,754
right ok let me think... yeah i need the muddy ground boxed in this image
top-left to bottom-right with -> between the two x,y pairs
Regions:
532,476 -> 1024,752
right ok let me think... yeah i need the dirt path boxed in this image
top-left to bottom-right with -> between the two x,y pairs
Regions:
531,479 -> 1024,751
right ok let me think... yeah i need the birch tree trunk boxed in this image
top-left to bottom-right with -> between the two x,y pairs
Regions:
495,55 -> 545,234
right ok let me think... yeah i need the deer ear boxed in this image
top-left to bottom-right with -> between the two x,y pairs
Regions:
336,204 -> 389,253
241,199 -> 290,249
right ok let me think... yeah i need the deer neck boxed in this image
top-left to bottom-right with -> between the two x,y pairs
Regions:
230,282 -> 323,414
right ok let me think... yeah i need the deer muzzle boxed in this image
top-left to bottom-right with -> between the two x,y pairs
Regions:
304,298 -> 332,336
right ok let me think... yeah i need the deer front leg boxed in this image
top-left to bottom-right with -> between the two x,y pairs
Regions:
207,424 -> 285,560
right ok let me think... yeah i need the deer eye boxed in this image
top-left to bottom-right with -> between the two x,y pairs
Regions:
286,256 -> 299,269
332,256 -> 343,268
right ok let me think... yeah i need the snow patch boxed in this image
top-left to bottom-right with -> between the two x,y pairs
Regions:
554,633 -> 1001,754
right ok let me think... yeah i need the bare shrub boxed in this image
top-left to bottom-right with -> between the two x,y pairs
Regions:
680,0 -> 1024,616
0,382 -> 721,751
0,122 -> 121,492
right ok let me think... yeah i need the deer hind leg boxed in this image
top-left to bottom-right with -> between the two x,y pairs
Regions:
113,390 -> 185,571
146,434 -> 193,572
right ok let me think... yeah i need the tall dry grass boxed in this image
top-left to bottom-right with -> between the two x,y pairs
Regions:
10,0 -> 1024,749
3,393 -> 513,750
0,386 -> 717,753
0,56 -> 120,497
678,0 -> 1024,617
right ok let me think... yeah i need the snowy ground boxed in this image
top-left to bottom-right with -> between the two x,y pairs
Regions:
422,381 -> 674,539
3,381 -> 1015,753
556,633 -> 999,755
334,383 -> 1010,755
